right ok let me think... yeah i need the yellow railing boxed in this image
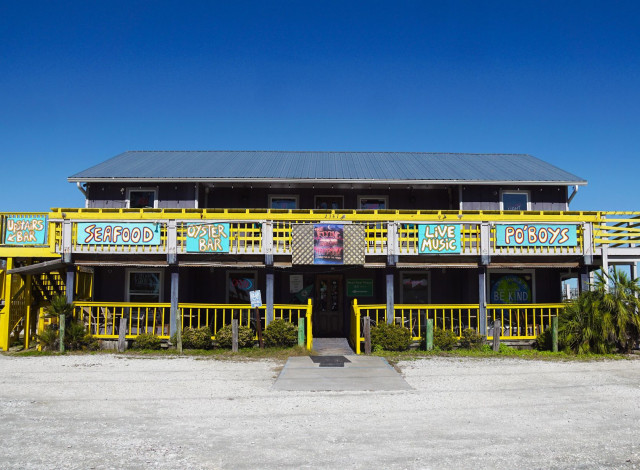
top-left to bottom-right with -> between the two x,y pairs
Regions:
73,302 -> 172,339
486,303 -> 565,340
593,212 -> 640,248
71,300 -> 314,348
6,209 -> 640,257
0,269 -> 5,301
350,301 -> 566,353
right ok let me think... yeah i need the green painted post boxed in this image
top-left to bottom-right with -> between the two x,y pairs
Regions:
551,316 -> 558,353
59,314 -> 65,353
426,319 -> 434,351
298,317 -> 305,346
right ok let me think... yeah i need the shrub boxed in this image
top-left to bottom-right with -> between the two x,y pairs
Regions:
263,319 -> 298,348
38,324 -> 58,351
433,328 -> 457,350
459,328 -> 485,349
371,322 -> 412,351
182,326 -> 212,349
216,324 -> 254,348
65,321 -> 89,351
132,333 -> 162,350
535,328 -> 552,351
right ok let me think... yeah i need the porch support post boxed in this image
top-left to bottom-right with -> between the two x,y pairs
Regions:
602,246 -> 610,292
630,262 -> 637,281
62,220 -> 73,263
263,222 -> 273,267
24,274 -> 32,349
169,268 -> 180,338
266,271 -> 274,325
582,222 -> 594,266
167,220 -> 177,265
387,222 -> 398,266
386,270 -> 394,324
478,266 -> 487,336
66,268 -> 75,305
0,258 -> 13,351
480,223 -> 491,266
578,266 -> 590,293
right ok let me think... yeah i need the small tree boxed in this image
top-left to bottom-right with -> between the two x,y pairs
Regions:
45,295 -> 73,352
559,268 -> 640,354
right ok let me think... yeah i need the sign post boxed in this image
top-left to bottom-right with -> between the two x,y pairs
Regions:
250,290 -> 264,349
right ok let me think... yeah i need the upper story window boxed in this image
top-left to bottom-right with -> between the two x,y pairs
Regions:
269,195 -> 298,209
501,191 -> 530,211
127,188 -> 158,209
359,196 -> 388,210
315,195 -> 343,210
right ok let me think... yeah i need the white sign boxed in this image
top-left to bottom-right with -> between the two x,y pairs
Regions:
289,274 -> 304,293
249,290 -> 262,308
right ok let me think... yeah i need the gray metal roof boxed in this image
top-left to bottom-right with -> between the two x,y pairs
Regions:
68,151 -> 587,185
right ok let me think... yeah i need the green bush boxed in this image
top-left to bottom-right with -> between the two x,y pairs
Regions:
65,321 -> 88,351
263,319 -> 298,348
182,326 -> 213,349
38,324 -> 58,351
535,328 -> 552,351
459,328 -> 485,349
371,322 -> 412,351
216,324 -> 254,348
132,333 -> 163,350
433,328 -> 458,350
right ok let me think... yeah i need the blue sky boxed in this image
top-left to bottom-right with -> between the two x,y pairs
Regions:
1,1 -> 638,211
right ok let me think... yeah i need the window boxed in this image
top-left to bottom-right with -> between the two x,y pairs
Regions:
127,188 -> 158,209
269,195 -> 298,209
400,271 -> 430,304
126,270 -> 163,302
501,191 -> 530,211
358,196 -> 388,210
226,271 -> 258,303
315,195 -> 344,210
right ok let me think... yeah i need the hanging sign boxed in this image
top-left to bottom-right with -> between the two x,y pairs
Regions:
418,224 -> 461,254
77,222 -> 161,245
289,274 -> 304,293
490,274 -> 532,304
496,224 -> 578,247
186,223 -> 230,253
3,215 -> 48,245
313,224 -> 343,264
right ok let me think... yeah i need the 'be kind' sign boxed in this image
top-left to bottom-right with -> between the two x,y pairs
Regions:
418,224 -> 461,254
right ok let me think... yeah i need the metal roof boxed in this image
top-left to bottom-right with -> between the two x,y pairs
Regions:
68,151 -> 587,185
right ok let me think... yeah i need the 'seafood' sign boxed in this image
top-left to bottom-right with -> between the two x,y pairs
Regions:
77,222 -> 161,245
495,224 -> 578,247
185,223 -> 230,253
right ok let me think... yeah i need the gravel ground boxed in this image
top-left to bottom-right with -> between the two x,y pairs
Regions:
1,354 -> 639,470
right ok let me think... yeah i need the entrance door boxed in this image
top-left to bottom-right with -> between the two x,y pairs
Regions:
314,275 -> 343,337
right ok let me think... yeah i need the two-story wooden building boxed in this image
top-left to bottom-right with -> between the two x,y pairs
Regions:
1,151 -> 639,352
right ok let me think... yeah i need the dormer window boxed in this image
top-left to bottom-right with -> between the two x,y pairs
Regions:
127,188 -> 158,209
501,191 -> 530,211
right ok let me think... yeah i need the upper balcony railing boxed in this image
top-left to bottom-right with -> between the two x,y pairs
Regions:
1,208 -> 639,259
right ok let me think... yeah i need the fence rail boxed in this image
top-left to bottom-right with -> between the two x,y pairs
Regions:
70,300 -> 313,349
350,302 -> 566,353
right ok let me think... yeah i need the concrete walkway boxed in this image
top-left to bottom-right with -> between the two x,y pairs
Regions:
272,355 -> 412,391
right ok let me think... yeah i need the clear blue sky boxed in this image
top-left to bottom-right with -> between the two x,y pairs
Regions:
1,1 -> 638,211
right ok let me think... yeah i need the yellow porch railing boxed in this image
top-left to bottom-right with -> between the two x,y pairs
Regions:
486,303 -> 565,340
73,302 -> 172,339
71,300 -> 313,349
350,301 -> 566,353
593,212 -> 640,248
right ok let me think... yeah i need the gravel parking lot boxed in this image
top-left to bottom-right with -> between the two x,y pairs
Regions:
1,354 -> 639,469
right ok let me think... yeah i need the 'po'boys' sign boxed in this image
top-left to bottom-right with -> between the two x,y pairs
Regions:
496,224 -> 578,247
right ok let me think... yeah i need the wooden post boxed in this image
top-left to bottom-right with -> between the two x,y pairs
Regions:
24,274 -> 32,349
118,316 -> 126,352
551,316 -> 558,353
386,272 -> 394,324
492,319 -> 501,352
170,270 -> 181,353
298,317 -> 305,346
255,307 -> 264,348
59,314 -> 65,353
426,318 -> 434,351
363,316 -> 371,354
232,318 -> 238,352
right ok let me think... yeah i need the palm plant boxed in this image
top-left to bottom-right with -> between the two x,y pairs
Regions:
45,295 -> 73,352
559,268 -> 640,353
